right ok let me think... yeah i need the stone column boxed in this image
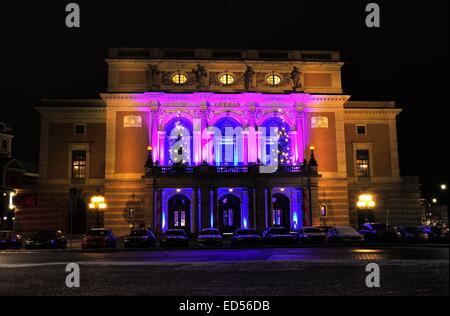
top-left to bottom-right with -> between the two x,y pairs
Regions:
267,187 -> 273,227
296,109 -> 305,163
158,131 -> 166,164
200,187 -> 211,230
213,188 -> 219,229
248,109 -> 257,163
144,183 -> 155,230
255,187 -> 266,232
151,107 -> 160,163
247,188 -> 255,228
192,187 -> 199,233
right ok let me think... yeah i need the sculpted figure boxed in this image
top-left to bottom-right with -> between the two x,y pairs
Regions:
243,65 -> 255,91
192,64 -> 208,88
290,66 -> 303,91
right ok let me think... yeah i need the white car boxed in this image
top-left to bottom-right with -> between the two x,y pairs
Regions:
328,226 -> 364,243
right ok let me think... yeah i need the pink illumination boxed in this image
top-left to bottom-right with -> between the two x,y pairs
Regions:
143,92 -> 313,166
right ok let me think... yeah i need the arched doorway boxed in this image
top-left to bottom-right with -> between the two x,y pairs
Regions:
272,193 -> 290,227
164,117 -> 193,166
218,194 -> 241,233
168,194 -> 190,231
261,117 -> 292,166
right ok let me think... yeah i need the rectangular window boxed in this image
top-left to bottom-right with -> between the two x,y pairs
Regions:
356,125 -> 366,135
273,209 -> 282,226
74,124 -> 86,135
356,149 -> 370,177
71,150 -> 87,179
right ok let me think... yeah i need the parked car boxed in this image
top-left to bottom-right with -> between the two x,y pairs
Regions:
0,231 -> 22,250
82,228 -> 117,249
358,223 -> 398,242
124,229 -> 157,248
160,229 -> 189,247
394,226 -> 429,243
298,227 -> 327,244
231,229 -> 261,246
262,227 -> 298,245
25,230 -> 67,249
315,226 -> 334,234
197,228 -> 222,247
422,226 -> 449,243
327,227 -> 364,244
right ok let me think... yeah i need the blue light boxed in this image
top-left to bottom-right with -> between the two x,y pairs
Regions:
162,212 -> 166,231
243,218 -> 248,229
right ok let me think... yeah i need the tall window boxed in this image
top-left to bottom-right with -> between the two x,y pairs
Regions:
356,150 -> 370,177
223,209 -> 234,227
72,150 -> 87,179
273,209 -> 282,226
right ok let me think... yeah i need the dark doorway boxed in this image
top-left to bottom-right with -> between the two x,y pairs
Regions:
218,194 -> 241,233
168,194 -> 190,231
272,193 -> 290,227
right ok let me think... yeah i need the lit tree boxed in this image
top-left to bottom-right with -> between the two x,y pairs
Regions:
168,121 -> 191,165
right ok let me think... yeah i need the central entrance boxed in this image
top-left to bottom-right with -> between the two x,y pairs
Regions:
218,194 -> 241,233
168,194 -> 190,231
272,193 -> 290,227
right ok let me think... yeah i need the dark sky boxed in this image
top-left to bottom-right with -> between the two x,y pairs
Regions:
0,0 -> 448,200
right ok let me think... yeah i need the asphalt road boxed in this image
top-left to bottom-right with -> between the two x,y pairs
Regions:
0,245 -> 448,296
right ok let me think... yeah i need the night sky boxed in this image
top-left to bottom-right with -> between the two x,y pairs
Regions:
0,0 -> 448,200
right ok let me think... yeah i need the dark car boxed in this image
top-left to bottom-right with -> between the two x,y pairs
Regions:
315,226 -> 334,234
25,230 -> 67,249
298,227 -> 327,244
82,228 -> 117,249
231,229 -> 261,246
262,227 -> 298,245
160,229 -> 189,247
358,223 -> 398,243
124,229 -> 157,248
423,226 -> 449,244
327,227 -> 365,244
395,226 -> 429,243
0,231 -> 22,250
197,228 -> 222,247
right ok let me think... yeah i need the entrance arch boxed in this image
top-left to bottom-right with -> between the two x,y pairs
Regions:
168,194 -> 191,231
272,193 -> 290,227
218,194 -> 241,233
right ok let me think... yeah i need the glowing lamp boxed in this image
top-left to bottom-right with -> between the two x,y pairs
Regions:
147,145 -> 153,151
310,145 -> 315,151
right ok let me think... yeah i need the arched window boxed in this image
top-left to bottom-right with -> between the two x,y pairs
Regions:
261,117 -> 292,166
213,117 -> 244,166
1,139 -> 8,150
266,74 -> 282,86
164,117 -> 193,165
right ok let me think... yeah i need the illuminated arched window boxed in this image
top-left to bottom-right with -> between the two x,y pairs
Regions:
213,117 -> 244,166
218,73 -> 235,85
266,74 -> 282,86
171,73 -> 188,85
261,117 -> 291,166
164,117 -> 193,165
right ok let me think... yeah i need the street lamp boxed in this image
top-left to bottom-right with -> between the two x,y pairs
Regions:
432,198 -> 438,204
357,194 -> 376,225
89,194 -> 107,228
440,184 -> 447,190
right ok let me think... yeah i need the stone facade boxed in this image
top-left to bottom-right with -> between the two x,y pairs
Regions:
15,48 -> 422,236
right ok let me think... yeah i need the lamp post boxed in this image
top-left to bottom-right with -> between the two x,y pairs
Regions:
89,194 -> 107,228
357,194 -> 375,225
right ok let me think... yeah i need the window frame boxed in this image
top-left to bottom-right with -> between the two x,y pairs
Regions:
265,74 -> 283,86
356,124 -> 367,136
352,143 -> 373,179
74,123 -> 86,136
218,73 -> 235,85
68,143 -> 90,182
171,72 -> 188,85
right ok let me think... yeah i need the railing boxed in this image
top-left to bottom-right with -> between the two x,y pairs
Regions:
153,164 -> 306,176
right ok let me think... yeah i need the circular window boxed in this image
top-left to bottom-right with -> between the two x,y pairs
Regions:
266,74 -> 282,86
171,73 -> 188,85
218,73 -> 235,85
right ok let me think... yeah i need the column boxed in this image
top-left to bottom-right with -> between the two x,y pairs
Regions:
247,188 -> 255,229
144,185 -> 155,230
267,187 -> 273,227
193,118 -> 202,165
157,189 -> 163,234
255,187 -> 266,232
248,114 -> 257,163
296,109 -> 305,163
289,131 -> 298,164
158,131 -> 166,164
213,188 -> 219,229
192,188 -> 199,233
151,107 -> 159,163
200,187 -> 211,230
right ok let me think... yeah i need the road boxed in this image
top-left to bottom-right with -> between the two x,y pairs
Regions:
0,245 -> 448,296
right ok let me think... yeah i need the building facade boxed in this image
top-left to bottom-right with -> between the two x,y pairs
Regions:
15,48 -> 422,236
